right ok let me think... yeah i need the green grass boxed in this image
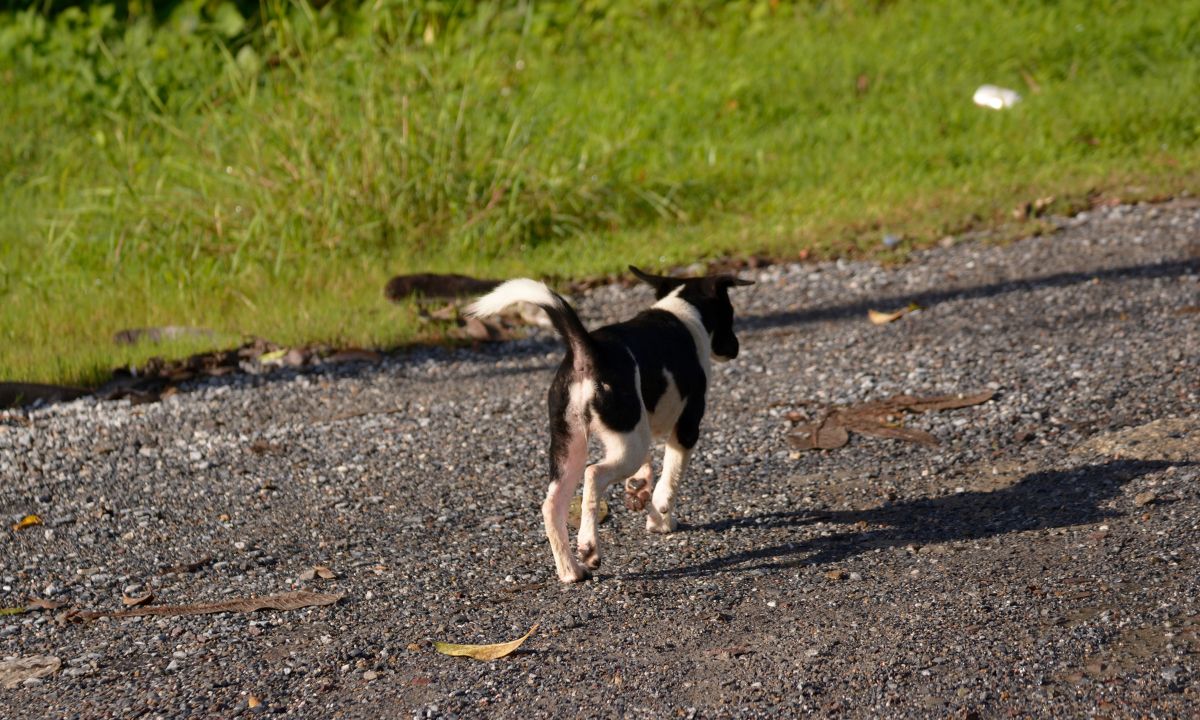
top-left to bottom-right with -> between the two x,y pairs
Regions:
3,0 -> 1199,385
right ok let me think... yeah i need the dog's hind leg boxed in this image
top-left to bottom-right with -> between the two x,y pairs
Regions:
544,422 -> 590,583
577,426 -> 650,571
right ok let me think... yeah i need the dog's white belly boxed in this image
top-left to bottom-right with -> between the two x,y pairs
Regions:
648,369 -> 686,439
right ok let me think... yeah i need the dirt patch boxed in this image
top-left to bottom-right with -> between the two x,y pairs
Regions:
1074,416 -> 1200,462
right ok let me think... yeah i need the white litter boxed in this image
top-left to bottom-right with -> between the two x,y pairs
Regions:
973,84 -> 1021,110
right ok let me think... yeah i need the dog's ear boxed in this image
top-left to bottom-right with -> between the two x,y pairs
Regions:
700,274 -> 755,296
629,266 -> 685,299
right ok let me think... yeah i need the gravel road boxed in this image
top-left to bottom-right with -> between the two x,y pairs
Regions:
2,201 -> 1199,718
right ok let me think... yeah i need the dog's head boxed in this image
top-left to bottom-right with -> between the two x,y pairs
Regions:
630,266 -> 754,362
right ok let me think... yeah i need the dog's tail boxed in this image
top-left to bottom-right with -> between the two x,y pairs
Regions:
465,279 -> 594,365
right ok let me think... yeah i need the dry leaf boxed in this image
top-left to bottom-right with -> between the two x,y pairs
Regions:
121,591 -> 155,607
68,590 -> 343,621
0,607 -> 25,616
258,349 -> 288,364
841,418 -> 939,447
0,656 -> 60,688
868,309 -> 905,325
25,598 -> 63,611
434,624 -> 538,661
315,565 -> 336,580
788,420 -> 850,450
11,514 -> 42,531
567,497 -> 608,530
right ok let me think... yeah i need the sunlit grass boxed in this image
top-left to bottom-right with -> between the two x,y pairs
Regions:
2,0 -> 1198,385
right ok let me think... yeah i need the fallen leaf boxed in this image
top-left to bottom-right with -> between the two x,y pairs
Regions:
121,591 -> 155,607
314,565 -> 336,580
67,590 -> 343,621
868,309 -> 905,325
434,624 -> 538,661
0,607 -> 25,616
567,497 -> 609,530
788,419 -> 850,450
0,656 -> 60,688
842,418 -> 939,447
258,348 -> 288,364
25,598 -> 63,611
11,514 -> 42,531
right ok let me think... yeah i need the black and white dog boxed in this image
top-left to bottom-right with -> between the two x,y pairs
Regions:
466,267 -> 753,582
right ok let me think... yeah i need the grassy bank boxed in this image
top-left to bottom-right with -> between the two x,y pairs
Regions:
3,0 -> 1199,386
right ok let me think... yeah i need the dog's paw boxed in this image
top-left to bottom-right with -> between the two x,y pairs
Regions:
645,512 -> 677,534
576,542 -> 602,570
557,564 -> 593,583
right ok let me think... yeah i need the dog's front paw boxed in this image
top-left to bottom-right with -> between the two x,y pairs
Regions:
557,562 -> 593,583
645,511 -> 677,534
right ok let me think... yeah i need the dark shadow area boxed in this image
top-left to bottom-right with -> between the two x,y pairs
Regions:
739,258 -> 1200,331
628,459 -> 1190,580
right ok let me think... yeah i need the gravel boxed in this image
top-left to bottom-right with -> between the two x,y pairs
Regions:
2,200 -> 1199,718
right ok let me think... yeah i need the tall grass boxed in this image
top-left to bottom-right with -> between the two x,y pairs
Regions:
2,0 -> 1199,385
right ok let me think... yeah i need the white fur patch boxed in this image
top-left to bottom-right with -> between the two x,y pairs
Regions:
652,288 -> 712,380
648,369 -> 685,439
465,278 -> 560,317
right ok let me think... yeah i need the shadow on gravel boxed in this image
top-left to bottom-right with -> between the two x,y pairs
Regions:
741,258 -> 1200,331
632,459 -> 1191,580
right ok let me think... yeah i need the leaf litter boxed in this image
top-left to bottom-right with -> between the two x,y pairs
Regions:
788,390 -> 995,451
11,514 -> 42,531
434,624 -> 539,661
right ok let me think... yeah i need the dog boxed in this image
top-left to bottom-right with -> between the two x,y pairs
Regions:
466,266 -> 753,582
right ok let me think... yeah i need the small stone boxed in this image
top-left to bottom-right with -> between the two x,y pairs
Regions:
1134,491 -> 1157,507
849,572 -> 863,581
824,570 -> 848,581
165,660 -> 179,673
363,670 -> 378,681
1161,666 -> 1182,682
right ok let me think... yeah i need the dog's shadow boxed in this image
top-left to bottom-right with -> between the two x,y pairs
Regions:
625,459 -> 1187,580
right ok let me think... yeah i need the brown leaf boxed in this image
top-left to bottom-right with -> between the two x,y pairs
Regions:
0,655 -> 60,688
70,590 -> 343,620
11,514 -> 42,531
788,419 -> 849,451
121,591 -> 154,607
25,598 -> 63,611
434,624 -> 538,661
841,417 -> 940,447
314,565 -> 336,580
